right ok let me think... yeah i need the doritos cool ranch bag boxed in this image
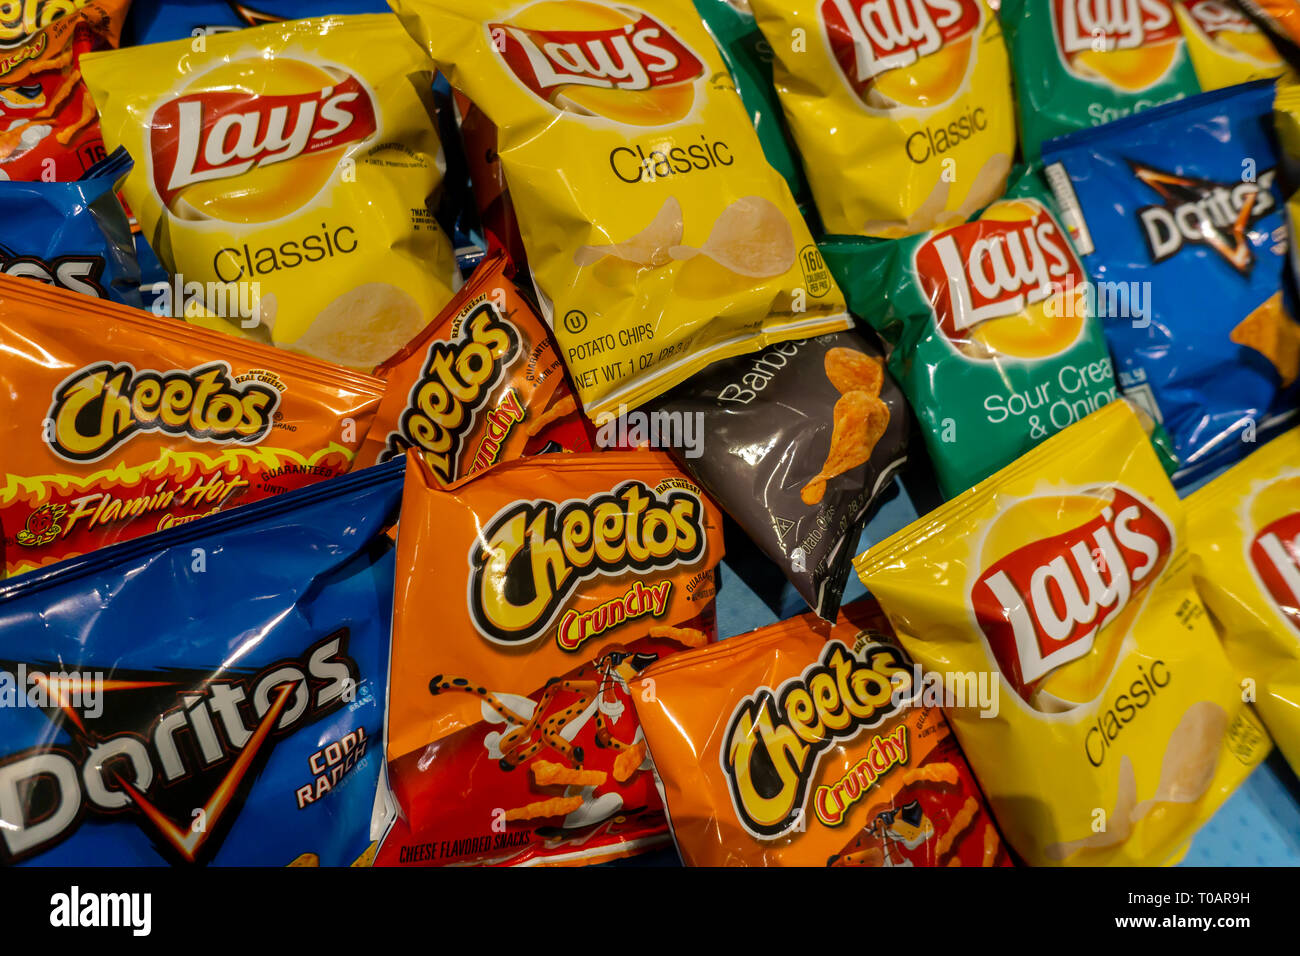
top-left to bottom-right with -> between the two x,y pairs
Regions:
0,459 -> 403,865
0,145 -> 140,306
1188,426 -> 1300,776
0,275 -> 384,579
1174,0 -> 1288,90
633,599 -> 1010,867
748,0 -> 1015,238
379,450 -> 725,866
1043,81 -> 1298,482
821,166 -> 1125,499
81,14 -> 461,371
855,401 -> 1271,866
357,251 -> 591,480
392,0 -> 850,420
1000,0 -> 1200,160
0,0 -> 128,182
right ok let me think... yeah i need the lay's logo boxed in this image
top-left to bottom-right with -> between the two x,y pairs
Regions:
1185,0 -> 1253,40
1250,511 -> 1300,635
488,2 -> 704,124
821,0 -> 981,106
971,487 -> 1173,703
149,64 -> 377,211
1053,0 -> 1181,89
915,199 -> 1085,359
469,481 -> 705,648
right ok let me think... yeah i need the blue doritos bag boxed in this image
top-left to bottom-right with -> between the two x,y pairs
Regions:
0,146 -> 142,307
127,0 -> 390,43
0,458 -> 404,866
1042,80 -> 1300,483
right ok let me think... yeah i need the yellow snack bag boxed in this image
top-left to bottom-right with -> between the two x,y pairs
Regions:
855,401 -> 1270,866
747,0 -> 1015,237
391,0 -> 850,419
1174,0 -> 1289,90
1188,427 -> 1300,775
80,14 -> 460,371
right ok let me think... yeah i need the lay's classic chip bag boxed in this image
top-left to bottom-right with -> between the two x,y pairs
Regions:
0,144 -> 140,306
1188,426 -> 1300,776
1175,0 -> 1289,90
1000,0 -> 1199,161
391,0 -> 850,420
0,0 -> 128,182
81,14 -> 460,371
633,599 -> 1010,867
0,458 -> 403,865
0,274 -> 384,579
358,250 -> 591,479
821,166 -> 1125,499
1042,81 -> 1298,482
127,0 -> 390,44
748,0 -> 1015,238
855,400 -> 1271,866
1241,0 -> 1300,52
379,450 -> 725,866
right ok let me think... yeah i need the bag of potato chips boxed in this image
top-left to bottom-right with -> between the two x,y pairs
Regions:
1000,0 -> 1200,161
1043,81 -> 1298,482
379,449 -> 725,866
1174,0 -> 1289,90
633,598 -> 1011,867
0,274 -> 384,579
1241,0 -> 1300,52
358,250 -> 591,478
391,0 -> 850,421
0,0 -> 128,182
1188,426 -> 1300,777
746,0 -> 1015,238
821,166 -> 1129,499
80,14 -> 460,371
855,400 -> 1271,866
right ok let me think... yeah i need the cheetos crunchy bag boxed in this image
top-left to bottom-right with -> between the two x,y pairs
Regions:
1000,0 -> 1200,160
80,14 -> 460,371
633,598 -> 1011,867
747,0 -> 1015,238
357,251 -> 591,479
855,400 -> 1270,866
391,0 -> 850,420
379,450 -> 725,866
0,274 -> 384,579
1188,426 -> 1300,777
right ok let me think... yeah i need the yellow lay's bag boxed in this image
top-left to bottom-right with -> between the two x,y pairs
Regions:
855,401 -> 1270,866
1188,427 -> 1300,776
391,0 -> 850,419
1175,0 -> 1290,90
80,14 -> 460,371
747,0 -> 1015,238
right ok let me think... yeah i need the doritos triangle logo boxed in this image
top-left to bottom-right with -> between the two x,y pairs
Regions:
970,488 -> 1173,702
915,200 -> 1083,343
1134,161 -> 1275,274
1251,510 -> 1300,634
0,632 -> 357,865
721,639 -> 917,839
382,302 -> 523,485
1054,0 -> 1179,54
821,0 -> 980,92
489,7 -> 705,101
469,480 -> 706,649
149,67 -> 377,208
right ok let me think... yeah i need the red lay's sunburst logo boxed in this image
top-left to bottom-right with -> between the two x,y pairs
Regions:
914,199 -> 1085,360
1247,476 -> 1300,634
970,487 -> 1173,705
488,0 -> 705,126
821,0 -> 981,109
1183,0 -> 1279,63
1053,0 -> 1181,89
149,58 -> 378,223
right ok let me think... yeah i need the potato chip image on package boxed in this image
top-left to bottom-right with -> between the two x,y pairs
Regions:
746,0 -> 1015,238
80,14 -> 460,370
855,400 -> 1271,866
391,0 -> 850,420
